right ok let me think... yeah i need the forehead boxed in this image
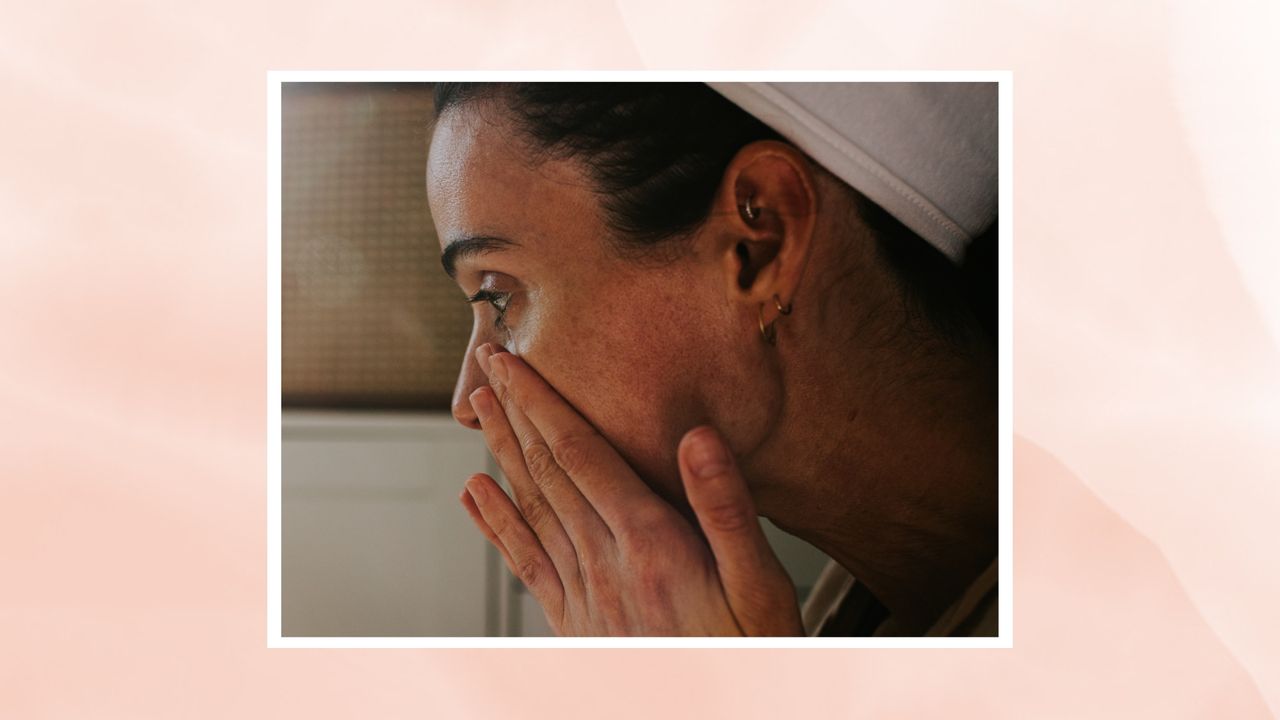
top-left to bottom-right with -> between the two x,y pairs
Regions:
427,106 -> 602,251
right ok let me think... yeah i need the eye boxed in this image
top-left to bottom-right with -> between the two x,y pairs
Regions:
466,289 -> 512,330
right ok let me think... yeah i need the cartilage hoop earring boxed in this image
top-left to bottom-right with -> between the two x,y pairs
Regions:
742,195 -> 759,221
773,294 -> 792,316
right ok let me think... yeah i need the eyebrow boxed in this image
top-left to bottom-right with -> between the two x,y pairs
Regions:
440,235 -> 518,279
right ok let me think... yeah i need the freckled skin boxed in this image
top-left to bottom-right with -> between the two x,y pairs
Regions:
428,100 -> 997,632
427,106 -> 774,511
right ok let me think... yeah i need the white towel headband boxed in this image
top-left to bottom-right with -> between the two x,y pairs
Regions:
709,82 -> 998,264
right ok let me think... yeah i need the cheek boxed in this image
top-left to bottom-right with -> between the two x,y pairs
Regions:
518,293 -> 703,501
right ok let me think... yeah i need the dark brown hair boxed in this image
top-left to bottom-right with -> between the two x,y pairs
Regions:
434,82 -> 994,347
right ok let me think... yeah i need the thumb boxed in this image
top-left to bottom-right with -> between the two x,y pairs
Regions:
678,426 -> 802,636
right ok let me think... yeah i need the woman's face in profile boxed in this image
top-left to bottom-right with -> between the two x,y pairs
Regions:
427,105 -> 755,505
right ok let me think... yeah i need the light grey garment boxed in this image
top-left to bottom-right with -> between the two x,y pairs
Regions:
709,82 -> 998,264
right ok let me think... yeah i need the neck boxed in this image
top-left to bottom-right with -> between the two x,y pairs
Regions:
751,327 -> 998,634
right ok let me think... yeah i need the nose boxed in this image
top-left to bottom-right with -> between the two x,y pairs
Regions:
450,342 -> 489,430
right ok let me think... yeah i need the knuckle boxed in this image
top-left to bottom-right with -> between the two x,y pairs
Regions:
499,387 -> 528,420
515,557 -> 542,587
487,433 -> 517,465
492,381 -> 513,408
488,513 -> 512,538
699,501 -> 756,535
518,493 -> 555,530
550,431 -> 595,477
522,440 -> 561,486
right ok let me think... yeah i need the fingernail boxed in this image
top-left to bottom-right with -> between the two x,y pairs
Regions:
470,387 -> 493,421
689,427 -> 730,478
475,344 -> 494,376
466,475 -> 485,501
490,353 -> 510,385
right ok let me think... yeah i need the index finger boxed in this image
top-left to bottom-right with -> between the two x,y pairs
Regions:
489,352 -> 664,529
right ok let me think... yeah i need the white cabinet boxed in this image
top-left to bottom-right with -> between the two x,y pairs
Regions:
281,410 -> 829,637
282,411 -> 498,636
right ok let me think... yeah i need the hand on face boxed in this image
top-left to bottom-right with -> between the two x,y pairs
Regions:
459,343 -> 803,637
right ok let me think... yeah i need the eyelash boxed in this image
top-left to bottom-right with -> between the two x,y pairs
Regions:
466,289 -> 512,330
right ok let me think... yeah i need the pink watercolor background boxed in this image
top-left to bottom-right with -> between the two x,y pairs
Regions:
2,0 -> 1279,717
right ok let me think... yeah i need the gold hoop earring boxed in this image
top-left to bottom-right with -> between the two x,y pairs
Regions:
758,304 -> 777,345
758,295 -> 793,346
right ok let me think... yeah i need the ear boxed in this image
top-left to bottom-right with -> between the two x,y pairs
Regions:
705,141 -> 817,332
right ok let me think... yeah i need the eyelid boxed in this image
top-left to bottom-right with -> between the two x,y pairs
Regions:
465,289 -> 500,304
465,288 -> 513,330
466,287 -> 513,304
